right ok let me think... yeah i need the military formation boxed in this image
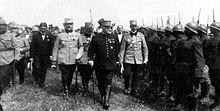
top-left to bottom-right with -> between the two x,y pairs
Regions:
0,14 -> 220,111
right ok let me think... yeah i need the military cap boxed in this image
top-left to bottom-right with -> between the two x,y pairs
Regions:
210,22 -> 220,31
157,26 -> 165,32
39,22 -> 47,28
0,18 -> 6,25
130,20 -> 137,26
185,22 -> 198,34
102,20 -> 111,27
85,22 -> 93,28
173,24 -> 184,32
64,18 -> 73,24
198,24 -> 207,34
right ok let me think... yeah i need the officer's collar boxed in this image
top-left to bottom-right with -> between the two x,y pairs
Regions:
130,31 -> 137,36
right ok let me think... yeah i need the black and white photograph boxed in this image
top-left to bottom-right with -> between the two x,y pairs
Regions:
0,0 -> 220,110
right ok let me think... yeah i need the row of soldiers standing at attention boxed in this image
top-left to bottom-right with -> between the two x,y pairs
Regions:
0,15 -> 220,111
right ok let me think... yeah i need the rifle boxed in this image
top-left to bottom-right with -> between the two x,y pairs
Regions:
192,16 -> 195,22
213,9 -> 216,22
179,11 -> 181,25
207,15 -> 209,27
161,17 -> 164,27
157,17 -> 159,28
89,9 -> 93,25
174,16 -> 176,25
197,8 -> 201,24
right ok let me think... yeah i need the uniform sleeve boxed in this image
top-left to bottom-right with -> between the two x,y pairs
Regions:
141,34 -> 148,62
193,41 -> 205,77
119,34 -> 126,63
76,34 -> 84,59
52,35 -> 60,62
88,35 -> 96,61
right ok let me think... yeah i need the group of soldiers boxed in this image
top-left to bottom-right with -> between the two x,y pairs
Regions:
0,15 -> 220,111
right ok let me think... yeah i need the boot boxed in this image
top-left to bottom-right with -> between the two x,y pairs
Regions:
103,85 -> 112,110
82,77 -> 88,92
62,78 -> 69,95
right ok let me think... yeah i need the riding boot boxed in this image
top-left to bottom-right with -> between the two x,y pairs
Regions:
103,85 -> 112,110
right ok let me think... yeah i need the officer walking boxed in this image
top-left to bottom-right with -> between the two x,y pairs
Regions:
206,22 -> 220,110
30,22 -> 54,88
52,18 -> 83,95
175,22 -> 205,111
0,18 -> 17,92
119,20 -> 148,96
14,27 -> 30,84
78,22 -> 94,92
88,20 -> 119,109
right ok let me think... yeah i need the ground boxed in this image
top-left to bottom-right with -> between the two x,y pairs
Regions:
0,68 -> 214,111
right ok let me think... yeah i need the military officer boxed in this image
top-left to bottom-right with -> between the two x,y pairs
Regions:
0,18 -> 17,91
88,20 -> 119,109
175,22 -> 205,111
52,18 -> 83,95
119,20 -> 148,96
206,22 -> 220,110
30,22 -> 54,88
78,22 -> 94,92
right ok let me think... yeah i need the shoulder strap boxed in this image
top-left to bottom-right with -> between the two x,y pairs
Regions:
0,38 -> 7,48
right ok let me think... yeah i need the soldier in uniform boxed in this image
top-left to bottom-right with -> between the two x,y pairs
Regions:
88,20 -> 119,109
175,22 -> 205,110
206,22 -> 220,109
146,25 -> 160,92
52,18 -> 83,95
30,22 -> 54,88
119,20 -> 148,96
14,27 -> 30,84
78,22 -> 94,92
170,24 -> 186,102
197,24 -> 211,103
0,18 -> 17,92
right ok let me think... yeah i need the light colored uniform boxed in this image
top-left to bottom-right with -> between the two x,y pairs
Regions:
14,35 -> 30,61
52,31 -> 83,64
0,32 -> 17,66
119,32 -> 148,64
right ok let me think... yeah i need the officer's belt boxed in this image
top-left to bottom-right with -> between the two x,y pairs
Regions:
0,47 -> 14,52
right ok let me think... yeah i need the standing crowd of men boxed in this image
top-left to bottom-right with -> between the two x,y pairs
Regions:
0,15 -> 220,111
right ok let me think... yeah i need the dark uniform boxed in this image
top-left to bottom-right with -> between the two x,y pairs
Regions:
146,26 -> 160,92
170,24 -> 187,102
206,22 -> 220,109
175,22 -> 205,111
197,24 -> 211,102
30,22 -> 54,88
88,20 -> 119,109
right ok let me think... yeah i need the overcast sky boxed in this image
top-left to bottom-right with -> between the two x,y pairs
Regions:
0,0 -> 220,29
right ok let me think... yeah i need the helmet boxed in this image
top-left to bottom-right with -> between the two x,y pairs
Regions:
185,22 -> 198,34
148,25 -> 157,31
157,26 -> 165,32
210,22 -> 220,31
173,24 -> 184,32
32,26 -> 39,32
198,24 -> 207,34
165,25 -> 173,32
